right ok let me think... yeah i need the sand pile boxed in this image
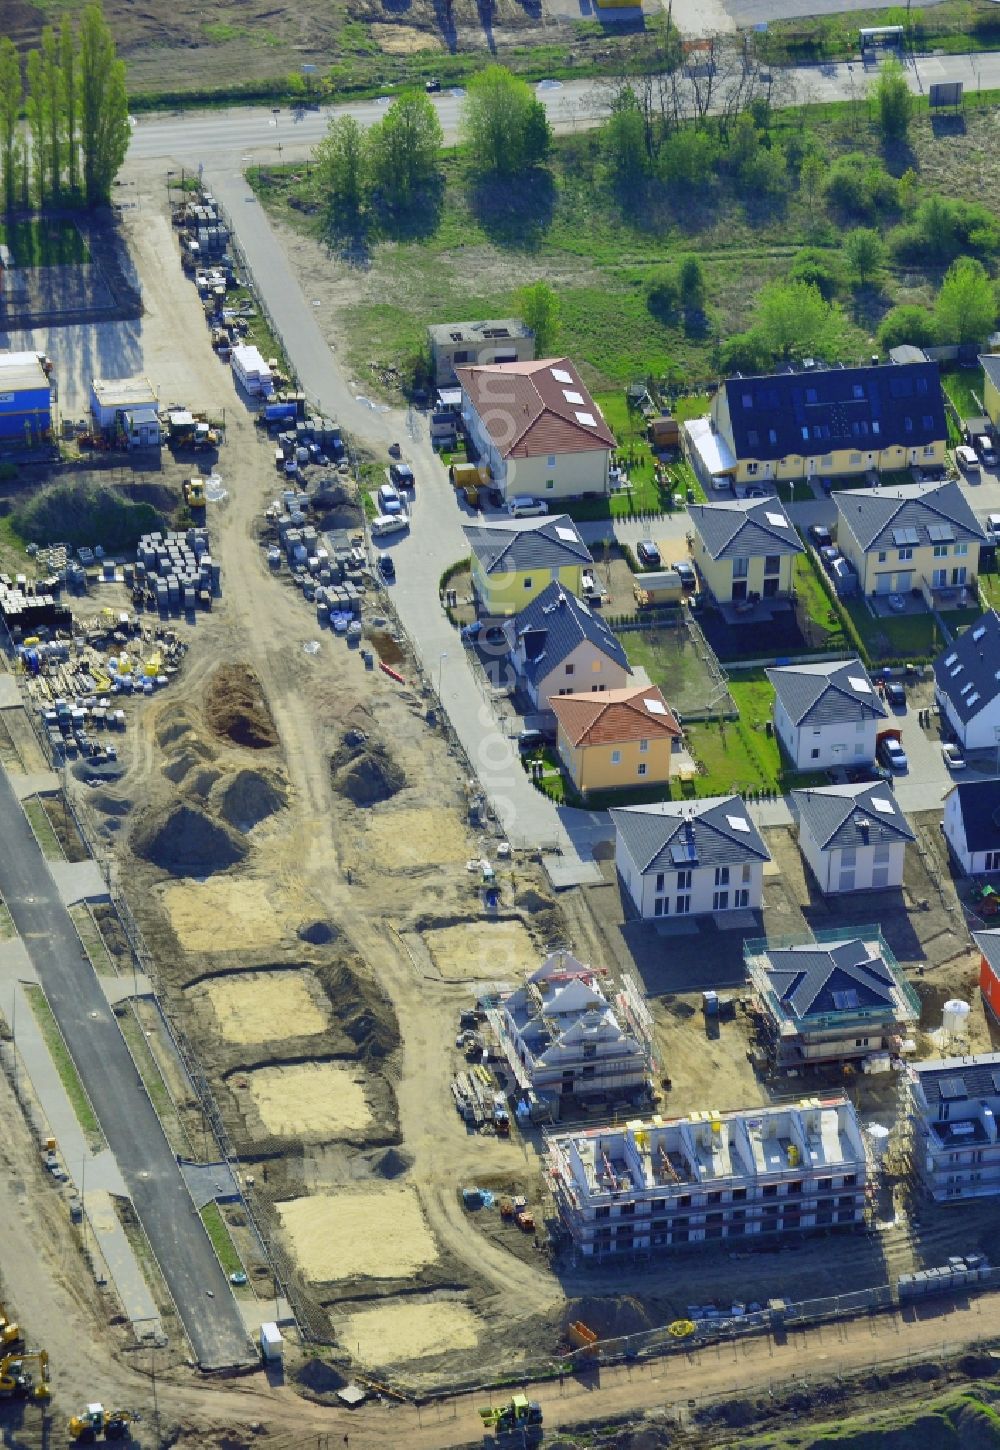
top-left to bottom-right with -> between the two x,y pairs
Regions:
199,968 -> 330,1044
241,1061 -> 372,1138
325,961 -> 399,1060
131,801 -> 248,876
204,663 -> 279,750
187,767 -> 222,800
215,768 -> 287,832
331,734 -> 404,807
340,1299 -> 480,1366
277,1186 -> 437,1282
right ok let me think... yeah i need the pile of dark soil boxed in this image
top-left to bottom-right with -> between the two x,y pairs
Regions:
322,960 -> 400,1060
215,768 -> 287,832
369,1145 -> 411,1179
298,919 -> 337,945
11,479 -> 165,552
204,664 -> 279,750
311,480 -> 363,531
561,1295 -> 652,1342
131,802 -> 248,876
514,887 -> 555,915
187,767 -> 222,800
330,734 -> 404,807
295,1358 -> 349,1398
162,744 -> 215,784
89,790 -> 131,817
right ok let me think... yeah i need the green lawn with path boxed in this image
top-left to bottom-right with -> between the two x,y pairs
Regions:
24,983 -> 105,1151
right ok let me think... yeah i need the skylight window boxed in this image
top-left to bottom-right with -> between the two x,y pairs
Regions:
973,625 -> 987,642
555,525 -> 577,542
765,511 -> 785,527
727,815 -> 750,832
575,411 -> 597,427
944,652 -> 958,667
644,699 -> 667,714
551,368 -> 573,383
563,389 -> 584,405
960,682 -> 975,697
847,676 -> 871,693
870,797 -> 893,813
967,691 -> 981,707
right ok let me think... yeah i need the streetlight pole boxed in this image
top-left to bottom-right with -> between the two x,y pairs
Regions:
438,651 -> 447,698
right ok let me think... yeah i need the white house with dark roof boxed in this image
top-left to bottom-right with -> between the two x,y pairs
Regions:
745,929 -> 919,1069
792,782 -> 914,894
833,479 -> 985,601
687,496 -> 803,605
934,610 -> 1000,753
767,658 -> 886,770
611,795 -> 770,920
943,777 -> 1000,876
463,514 -> 592,616
909,1053 -> 1000,1202
457,357 -> 616,503
506,582 -> 632,712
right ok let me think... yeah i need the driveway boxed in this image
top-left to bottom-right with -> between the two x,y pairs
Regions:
0,765 -> 251,1368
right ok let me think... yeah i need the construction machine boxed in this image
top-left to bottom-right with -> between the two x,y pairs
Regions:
68,1405 -> 142,1442
0,1303 -> 22,1348
183,477 -> 206,508
0,1350 -> 50,1400
479,1393 -> 543,1439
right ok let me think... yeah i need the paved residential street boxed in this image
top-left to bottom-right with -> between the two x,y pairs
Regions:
0,764 -> 251,1369
128,50 -> 1000,168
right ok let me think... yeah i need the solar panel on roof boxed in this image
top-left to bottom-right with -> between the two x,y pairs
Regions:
938,1076 -> 967,1101
832,989 -> 859,1010
928,524 -> 955,542
892,527 -> 919,546
670,840 -> 698,866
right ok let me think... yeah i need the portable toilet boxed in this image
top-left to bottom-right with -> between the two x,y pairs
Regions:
260,1322 -> 283,1364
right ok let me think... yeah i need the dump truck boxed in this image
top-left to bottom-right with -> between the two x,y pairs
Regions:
68,1405 -> 141,1442
183,477 -> 206,508
0,1350 -> 50,1400
479,1394 -> 543,1438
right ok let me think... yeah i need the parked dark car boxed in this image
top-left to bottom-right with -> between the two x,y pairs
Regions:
809,524 -> 833,549
377,553 -> 395,580
673,560 -> 696,589
636,541 -> 661,569
884,680 -> 906,709
389,462 -> 415,490
517,729 -> 546,753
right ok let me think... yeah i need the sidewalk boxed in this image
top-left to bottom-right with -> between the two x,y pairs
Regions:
0,941 -> 162,1337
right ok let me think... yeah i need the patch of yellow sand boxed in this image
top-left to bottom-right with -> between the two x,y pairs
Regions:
200,970 -> 329,1044
424,919 -> 534,982
362,807 -> 469,870
369,22 -> 442,53
277,1187 -> 437,1281
245,1062 -> 371,1137
341,1300 -> 480,1365
162,878 -> 286,951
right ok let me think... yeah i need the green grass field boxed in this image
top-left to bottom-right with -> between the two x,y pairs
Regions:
940,366 -> 986,420
23,797 -> 64,861
843,598 -> 945,661
200,1202 -> 247,1284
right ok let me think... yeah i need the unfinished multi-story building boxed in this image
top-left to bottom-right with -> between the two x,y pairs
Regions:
745,927 -> 919,1071
485,950 -> 655,1114
547,1097 -> 868,1259
909,1053 -> 1000,1203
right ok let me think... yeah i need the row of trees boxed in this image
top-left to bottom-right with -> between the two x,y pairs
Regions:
0,3 -> 129,211
315,67 -> 551,221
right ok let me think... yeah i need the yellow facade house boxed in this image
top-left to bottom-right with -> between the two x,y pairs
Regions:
687,496 -> 803,605
550,684 -> 681,798
833,478 -> 986,600
981,354 -> 1000,429
684,359 -> 948,490
463,514 -> 592,616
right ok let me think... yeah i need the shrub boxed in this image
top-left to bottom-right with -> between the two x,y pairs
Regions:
789,247 -> 844,301
876,303 -> 938,351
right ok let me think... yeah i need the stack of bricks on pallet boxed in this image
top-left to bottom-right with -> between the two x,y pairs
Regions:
0,574 -> 73,633
136,529 -> 220,612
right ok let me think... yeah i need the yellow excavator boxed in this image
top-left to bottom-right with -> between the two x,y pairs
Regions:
0,1303 -> 22,1348
68,1405 -> 141,1443
0,1349 -> 50,1400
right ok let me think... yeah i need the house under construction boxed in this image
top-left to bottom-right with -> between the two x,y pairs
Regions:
547,1096 -> 868,1259
485,950 -> 655,1117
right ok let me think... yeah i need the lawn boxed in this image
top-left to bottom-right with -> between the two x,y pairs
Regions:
794,553 -> 848,651
0,218 -> 89,267
980,572 -> 1000,610
843,598 -> 944,662
23,983 -> 105,1151
69,904 -> 116,976
200,1202 -> 247,1283
23,797 -> 64,861
940,367 -> 985,420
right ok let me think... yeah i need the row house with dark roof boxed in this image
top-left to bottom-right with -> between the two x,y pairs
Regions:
463,514 -> 592,617
505,582 -> 632,712
745,929 -> 919,1070
611,795 -> 771,920
834,478 -> 985,603
934,609 -> 1000,753
684,358 -> 947,490
687,496 -> 803,606
909,1052 -> 1000,1202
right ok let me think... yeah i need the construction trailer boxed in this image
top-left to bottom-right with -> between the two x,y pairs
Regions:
90,377 -> 160,448
0,351 -> 53,447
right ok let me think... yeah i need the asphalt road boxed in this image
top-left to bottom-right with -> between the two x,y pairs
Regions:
0,766 -> 251,1369
127,49 -> 1000,166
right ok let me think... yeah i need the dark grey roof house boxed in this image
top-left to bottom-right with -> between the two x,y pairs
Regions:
792,782 -> 914,893
507,581 -> 631,706
768,658 -> 886,769
745,931 -> 919,1068
688,496 -> 803,561
934,610 -> 1000,750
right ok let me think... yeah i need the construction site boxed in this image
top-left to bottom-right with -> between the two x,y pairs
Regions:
5,164 -> 1000,1450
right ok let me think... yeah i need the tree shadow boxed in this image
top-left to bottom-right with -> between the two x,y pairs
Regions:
373,172 -> 446,243
850,285 -> 889,332
880,135 -> 918,177
477,0 -> 497,53
467,168 -> 555,250
432,0 -> 458,51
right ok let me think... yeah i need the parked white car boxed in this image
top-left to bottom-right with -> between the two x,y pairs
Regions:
507,496 -> 547,518
370,513 -> 408,538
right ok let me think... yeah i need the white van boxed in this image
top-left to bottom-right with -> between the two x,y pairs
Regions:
370,513 -> 408,538
956,445 -> 980,477
507,496 -> 548,518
